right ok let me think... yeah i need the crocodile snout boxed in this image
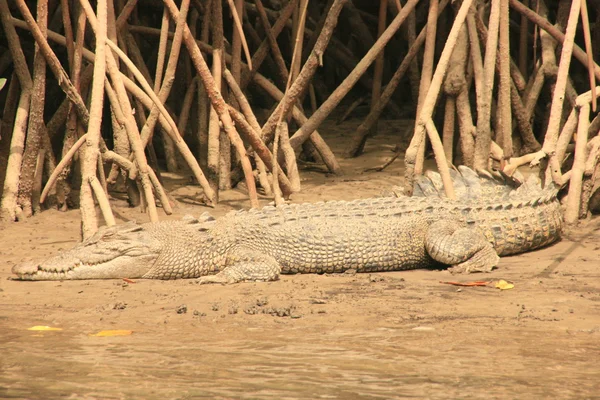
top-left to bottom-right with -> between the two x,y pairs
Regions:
12,259 -> 40,277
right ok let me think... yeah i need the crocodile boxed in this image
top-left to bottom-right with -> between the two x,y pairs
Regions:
12,167 -> 562,283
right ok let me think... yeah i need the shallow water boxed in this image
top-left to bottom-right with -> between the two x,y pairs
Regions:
2,320 -> 598,399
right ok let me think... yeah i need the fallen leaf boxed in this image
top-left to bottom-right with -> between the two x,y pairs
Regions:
90,330 -> 133,337
122,278 -> 136,284
495,280 -> 514,290
440,280 -> 491,287
27,326 -> 63,331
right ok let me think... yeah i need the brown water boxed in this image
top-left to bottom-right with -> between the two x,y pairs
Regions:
2,309 -> 599,399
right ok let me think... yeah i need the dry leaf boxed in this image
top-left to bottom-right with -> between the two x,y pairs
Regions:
440,280 -> 491,287
495,280 -> 514,290
90,330 -> 133,337
27,326 -> 63,331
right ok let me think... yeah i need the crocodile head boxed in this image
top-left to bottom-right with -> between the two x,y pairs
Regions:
12,222 -> 162,280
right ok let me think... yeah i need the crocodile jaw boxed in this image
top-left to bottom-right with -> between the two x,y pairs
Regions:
12,253 -> 159,280
11,221 -> 166,280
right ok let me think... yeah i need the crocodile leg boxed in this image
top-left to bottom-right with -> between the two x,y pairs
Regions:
425,220 -> 500,273
196,247 -> 282,284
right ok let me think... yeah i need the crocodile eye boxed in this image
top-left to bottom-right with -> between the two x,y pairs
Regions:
101,232 -> 115,240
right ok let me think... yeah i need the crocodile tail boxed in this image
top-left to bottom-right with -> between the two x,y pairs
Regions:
411,166 -> 558,202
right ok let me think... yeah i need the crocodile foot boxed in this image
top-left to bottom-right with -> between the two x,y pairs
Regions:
196,247 -> 282,284
447,244 -> 500,274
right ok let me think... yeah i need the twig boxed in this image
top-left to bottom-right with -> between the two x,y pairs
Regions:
254,0 -> 289,85
288,0 -> 308,87
0,72 -> 19,146
197,0 -> 212,168
147,168 -> 173,215
208,0 -> 224,192
17,0 -> 48,217
60,2 -> 87,205
40,123 -> 87,203
413,0 -> 438,175
518,0 -> 528,78
59,0 -> 75,72
124,20 -> 341,175
97,154 -> 107,196
344,0 -> 450,158
255,74 -> 341,174
402,0 -> 422,107
106,41 -> 179,138
278,119 -> 301,192
473,8 -> 541,154
575,85 -> 600,108
255,157 -> 272,196
565,103 -> 590,225
0,0 -> 32,220
342,1 -> 376,56
31,148 -> 45,214
164,0 -> 259,207
473,0 -> 500,170
539,0 -> 581,180
425,119 -> 455,199
272,122 -> 285,206
365,150 -> 401,172
223,68 -> 294,195
261,0 -> 347,145
225,105 -> 294,196
14,0 -> 90,127
154,7 -> 170,92
177,76 -> 198,136
532,108 -> 578,183
125,1 -> 214,203
0,1 -> 32,90
301,0 -> 334,60
497,0 -> 513,159
79,0 -> 110,238
337,95 -> 366,125
79,0 -> 160,222
287,0 -> 419,153
103,78 -> 167,218
523,66 -> 546,120
509,78 -> 541,153
226,0 -> 252,71
442,97 -> 456,164
114,0 -> 139,30
369,0 -> 388,139
405,0 -> 474,198
444,24 -> 470,167
509,0 -> 600,82
456,89 -> 475,167
89,176 -> 116,227
242,0 -> 299,88
579,0 -> 596,112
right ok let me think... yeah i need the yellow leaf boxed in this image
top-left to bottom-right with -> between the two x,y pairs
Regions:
27,326 -> 63,331
495,280 -> 514,290
90,330 -> 133,337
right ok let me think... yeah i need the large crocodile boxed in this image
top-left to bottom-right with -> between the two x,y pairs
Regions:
12,167 -> 562,283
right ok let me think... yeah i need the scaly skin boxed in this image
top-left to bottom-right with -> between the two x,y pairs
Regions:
12,168 -> 563,282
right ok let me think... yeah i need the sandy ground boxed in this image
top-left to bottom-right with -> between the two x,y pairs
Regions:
1,118 -> 599,399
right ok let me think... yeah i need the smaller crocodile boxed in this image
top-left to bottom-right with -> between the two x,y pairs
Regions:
12,167 -> 562,282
